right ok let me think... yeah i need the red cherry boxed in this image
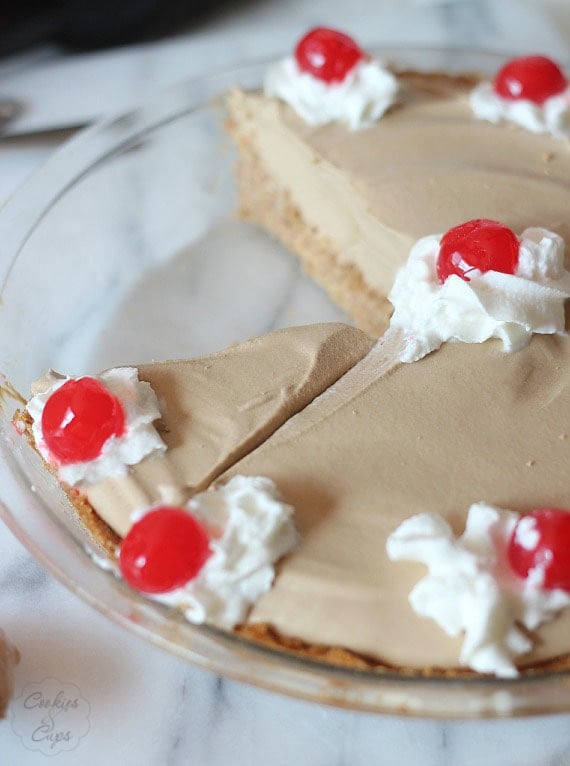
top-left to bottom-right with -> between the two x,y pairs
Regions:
295,27 -> 364,84
508,508 -> 570,590
119,507 -> 211,594
494,55 -> 567,105
41,377 -> 125,464
436,219 -> 520,284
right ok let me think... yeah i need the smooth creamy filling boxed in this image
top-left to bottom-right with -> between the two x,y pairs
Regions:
48,324 -> 373,537
219,333 -> 570,670
228,72 -> 570,300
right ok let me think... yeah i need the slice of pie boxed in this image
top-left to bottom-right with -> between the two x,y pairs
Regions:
16,323 -> 374,549
227,36 -> 570,336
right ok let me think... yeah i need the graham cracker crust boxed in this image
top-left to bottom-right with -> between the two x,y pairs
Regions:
236,622 -> 570,677
226,112 -> 393,338
14,409 -> 120,556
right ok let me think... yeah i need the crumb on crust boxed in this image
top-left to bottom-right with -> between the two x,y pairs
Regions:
13,409 -> 121,555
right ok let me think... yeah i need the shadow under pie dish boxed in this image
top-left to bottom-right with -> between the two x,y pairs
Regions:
4,40 -> 570,715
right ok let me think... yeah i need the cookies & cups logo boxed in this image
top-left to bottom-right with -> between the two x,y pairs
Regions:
11,678 -> 90,755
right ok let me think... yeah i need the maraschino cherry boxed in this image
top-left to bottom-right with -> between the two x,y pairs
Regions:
494,55 -> 567,105
508,508 -> 570,590
436,219 -> 520,284
119,507 -> 212,594
295,27 -> 364,84
41,377 -> 125,464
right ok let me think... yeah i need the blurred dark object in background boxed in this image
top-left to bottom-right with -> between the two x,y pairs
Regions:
2,0 -> 242,58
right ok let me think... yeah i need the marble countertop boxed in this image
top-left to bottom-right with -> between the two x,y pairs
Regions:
2,1 -> 570,763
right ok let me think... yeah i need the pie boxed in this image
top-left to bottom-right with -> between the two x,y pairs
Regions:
14,33 -> 570,679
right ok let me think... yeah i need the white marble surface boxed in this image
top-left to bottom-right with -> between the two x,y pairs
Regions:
2,1 -> 570,763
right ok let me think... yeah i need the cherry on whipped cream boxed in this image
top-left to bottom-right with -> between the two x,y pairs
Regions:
295,27 -> 364,84
41,376 -> 125,464
119,507 -> 212,594
494,55 -> 567,105
508,508 -> 570,590
436,219 -> 520,284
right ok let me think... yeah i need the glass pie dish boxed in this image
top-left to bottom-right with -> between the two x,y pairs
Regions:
1,47 -> 570,718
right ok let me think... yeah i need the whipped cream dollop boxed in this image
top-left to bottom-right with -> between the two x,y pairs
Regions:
264,56 -> 399,130
152,476 -> 298,629
27,368 -> 166,486
470,81 -> 570,138
389,227 -> 570,363
387,503 -> 570,678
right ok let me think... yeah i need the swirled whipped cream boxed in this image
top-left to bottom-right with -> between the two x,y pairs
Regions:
27,368 -> 166,486
152,476 -> 298,628
470,81 -> 570,139
387,503 -> 570,678
389,227 -> 570,363
264,56 -> 399,130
